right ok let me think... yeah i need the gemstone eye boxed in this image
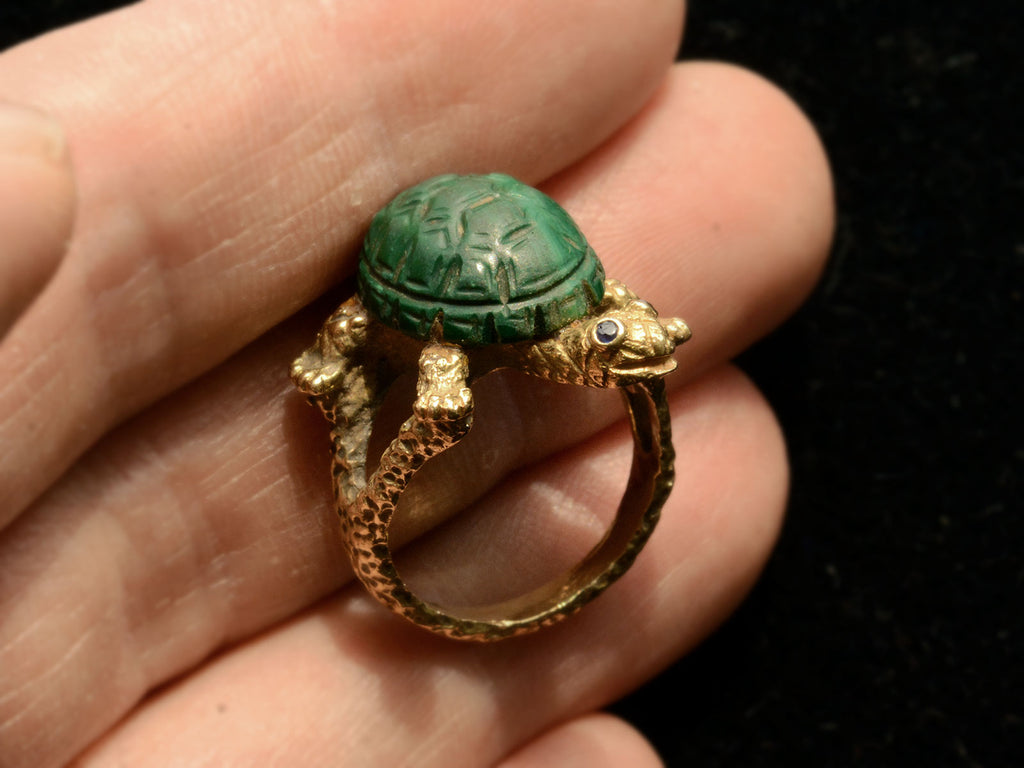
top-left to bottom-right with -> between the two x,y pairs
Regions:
593,318 -> 623,345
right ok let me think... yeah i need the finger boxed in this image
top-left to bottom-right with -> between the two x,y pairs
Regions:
494,714 -> 663,768
0,102 -> 74,337
0,0 -> 686,528
73,368 -> 785,767
548,61 -> 834,371
0,60 -> 830,766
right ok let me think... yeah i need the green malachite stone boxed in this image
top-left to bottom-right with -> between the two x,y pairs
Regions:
357,173 -> 605,345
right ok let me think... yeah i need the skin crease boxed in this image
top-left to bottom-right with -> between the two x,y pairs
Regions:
0,1 -> 833,766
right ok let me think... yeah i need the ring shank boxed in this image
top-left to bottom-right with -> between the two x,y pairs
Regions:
341,378 -> 675,641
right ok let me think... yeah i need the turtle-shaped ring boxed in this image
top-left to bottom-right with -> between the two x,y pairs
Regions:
292,173 -> 690,641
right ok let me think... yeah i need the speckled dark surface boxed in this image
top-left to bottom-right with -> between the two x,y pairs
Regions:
4,2 -> 1021,765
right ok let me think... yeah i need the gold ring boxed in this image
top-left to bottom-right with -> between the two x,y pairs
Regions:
292,174 -> 690,641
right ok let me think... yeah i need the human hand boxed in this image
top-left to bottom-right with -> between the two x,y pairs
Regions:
0,1 -> 832,765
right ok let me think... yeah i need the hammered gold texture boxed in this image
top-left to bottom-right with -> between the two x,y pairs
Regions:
291,280 -> 689,641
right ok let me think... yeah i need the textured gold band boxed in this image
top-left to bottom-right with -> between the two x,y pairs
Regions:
341,376 -> 675,642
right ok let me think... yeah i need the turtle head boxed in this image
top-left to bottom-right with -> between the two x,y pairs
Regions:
559,279 -> 690,387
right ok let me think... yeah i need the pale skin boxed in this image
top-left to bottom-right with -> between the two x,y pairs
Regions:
0,1 -> 833,766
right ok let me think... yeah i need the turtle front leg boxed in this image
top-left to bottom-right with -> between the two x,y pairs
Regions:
291,296 -> 383,507
291,296 -> 370,403
413,343 -> 473,426
345,344 -> 472,612
602,278 -> 640,309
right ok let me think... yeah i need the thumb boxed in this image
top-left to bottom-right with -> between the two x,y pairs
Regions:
0,100 -> 75,339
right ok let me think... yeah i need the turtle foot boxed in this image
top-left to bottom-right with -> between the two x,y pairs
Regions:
413,344 -> 473,423
291,297 -> 369,397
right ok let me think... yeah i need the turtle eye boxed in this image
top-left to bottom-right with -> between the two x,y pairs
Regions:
592,317 -> 625,346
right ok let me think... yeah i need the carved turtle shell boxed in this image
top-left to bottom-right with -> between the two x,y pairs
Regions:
357,173 -> 605,345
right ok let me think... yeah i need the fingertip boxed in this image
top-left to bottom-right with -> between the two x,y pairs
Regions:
681,60 -> 835,305
497,713 -> 664,768
0,100 -> 67,161
0,101 -> 75,338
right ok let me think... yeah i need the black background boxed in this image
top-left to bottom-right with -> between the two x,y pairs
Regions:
3,2 -> 1021,766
